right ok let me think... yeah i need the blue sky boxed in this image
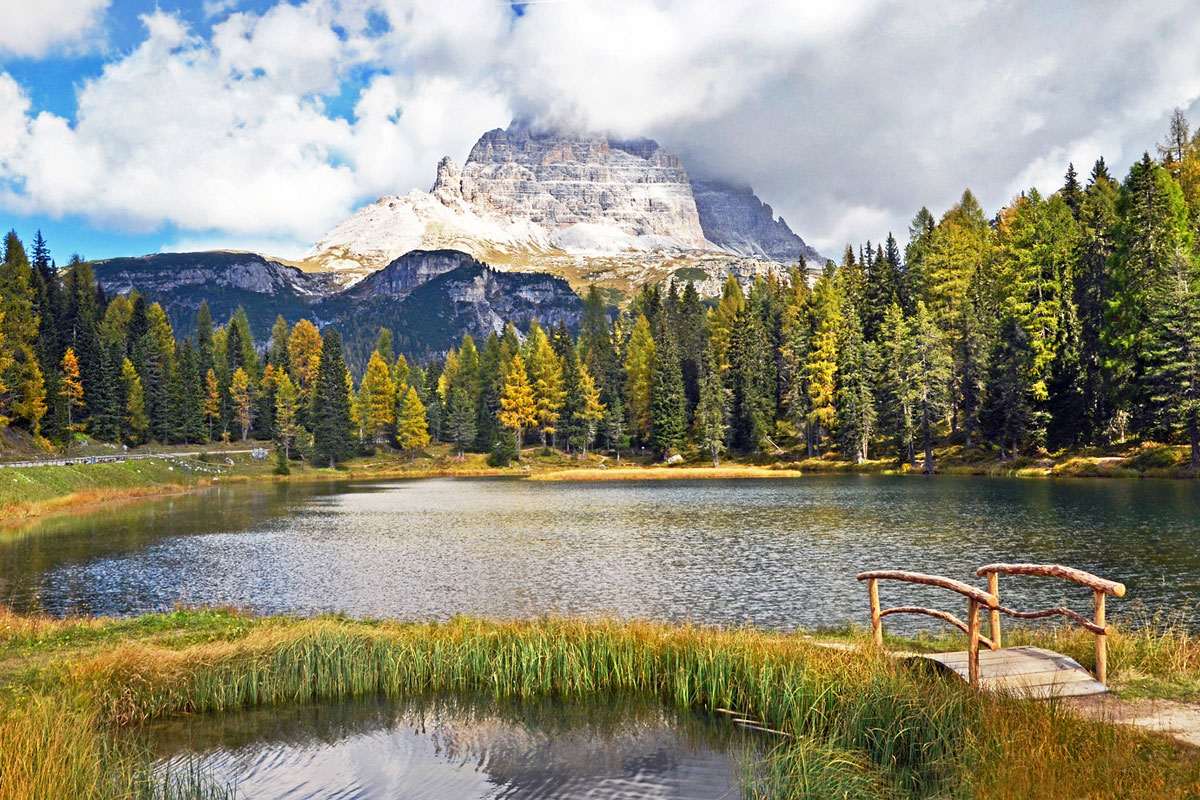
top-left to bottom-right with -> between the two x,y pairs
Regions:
0,1 -> 1197,266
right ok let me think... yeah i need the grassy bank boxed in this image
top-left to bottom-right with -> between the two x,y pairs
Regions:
0,609 -> 1197,799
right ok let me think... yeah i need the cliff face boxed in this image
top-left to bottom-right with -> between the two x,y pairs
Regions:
690,179 -> 823,264
303,121 -> 824,296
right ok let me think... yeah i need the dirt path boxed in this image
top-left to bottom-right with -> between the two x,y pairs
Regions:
1064,695 -> 1200,747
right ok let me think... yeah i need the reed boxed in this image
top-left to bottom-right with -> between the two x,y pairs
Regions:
2,613 -> 1198,799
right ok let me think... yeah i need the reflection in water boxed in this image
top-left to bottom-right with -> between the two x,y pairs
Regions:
142,694 -> 748,800
2,476 -> 1199,631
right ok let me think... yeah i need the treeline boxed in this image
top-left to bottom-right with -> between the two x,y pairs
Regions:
2,110 -> 1200,470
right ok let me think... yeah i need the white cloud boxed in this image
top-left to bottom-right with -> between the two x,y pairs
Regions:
4,0 -> 1200,256
202,0 -> 241,19
0,0 -> 110,58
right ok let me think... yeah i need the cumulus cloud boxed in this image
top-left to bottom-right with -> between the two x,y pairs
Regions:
0,0 -> 110,58
3,0 -> 1200,256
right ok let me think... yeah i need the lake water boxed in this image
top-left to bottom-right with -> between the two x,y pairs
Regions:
143,694 -> 750,800
2,476 -> 1198,631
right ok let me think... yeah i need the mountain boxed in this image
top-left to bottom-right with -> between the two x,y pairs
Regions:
304,121 -> 823,295
95,249 -> 583,363
92,251 -> 336,338
315,250 -> 583,363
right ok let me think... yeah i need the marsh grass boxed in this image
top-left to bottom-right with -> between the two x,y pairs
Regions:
1,613 -> 1199,798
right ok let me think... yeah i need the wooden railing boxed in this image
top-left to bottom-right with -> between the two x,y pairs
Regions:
975,563 -> 1125,685
856,563 -> 1125,688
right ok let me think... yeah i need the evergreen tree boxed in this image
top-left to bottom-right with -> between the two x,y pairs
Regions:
676,281 -> 707,415
1142,256 -> 1200,470
195,302 -> 215,374
1074,161 -> 1120,444
603,394 -> 629,457
90,343 -> 123,443
268,315 -> 290,372
708,274 -> 745,373
693,349 -> 728,466
649,322 -> 686,456
728,304 -> 775,451
836,311 -> 877,463
374,327 -> 395,364
878,303 -> 916,464
446,386 -> 477,456
0,230 -> 44,434
176,340 -> 206,443
310,330 -> 354,467
1062,162 -> 1083,218
903,207 -> 936,313
982,317 -> 1041,457
474,334 -> 505,451
910,301 -> 952,473
395,385 -> 431,451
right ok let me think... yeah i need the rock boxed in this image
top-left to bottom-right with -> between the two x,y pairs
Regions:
690,179 -> 823,264
666,453 -> 684,465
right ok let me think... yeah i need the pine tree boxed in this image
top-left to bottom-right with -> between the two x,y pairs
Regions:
982,317 -> 1040,457
910,302 -> 952,473
649,323 -> 686,457
728,304 -> 775,451
623,313 -> 655,442
1142,256 -> 1200,471
1074,161 -> 1120,444
446,386 -> 477,456
676,281 -> 707,415
836,311 -> 877,463
395,385 -> 431,451
310,330 -> 353,467
498,353 -> 537,448
229,367 -> 253,441
176,340 -> 206,443
121,358 -> 148,445
268,315 -> 290,372
1062,162 -> 1083,218
903,207 -> 936,312
694,349 -> 728,466
59,347 -> 85,447
878,303 -> 916,464
90,343 -> 123,443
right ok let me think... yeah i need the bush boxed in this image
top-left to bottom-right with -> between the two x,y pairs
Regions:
273,447 -> 290,476
487,433 -> 519,467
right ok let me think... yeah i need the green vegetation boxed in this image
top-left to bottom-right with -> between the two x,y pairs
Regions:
0,609 -> 1197,799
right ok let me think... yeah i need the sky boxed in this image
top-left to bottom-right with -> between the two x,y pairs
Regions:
1,0 -> 1199,264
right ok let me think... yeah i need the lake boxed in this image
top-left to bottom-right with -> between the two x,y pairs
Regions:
2,475 -> 1197,631
142,693 -> 751,800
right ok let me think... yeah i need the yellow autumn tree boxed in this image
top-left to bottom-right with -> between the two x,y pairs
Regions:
121,358 -> 148,445
229,367 -> 253,441
359,350 -> 396,443
498,352 -> 537,447
287,319 -> 322,404
624,314 -> 655,440
59,347 -> 85,446
203,369 -> 221,441
576,362 -> 606,455
0,312 -> 10,429
274,371 -> 300,459
525,323 -> 564,448
395,385 -> 430,450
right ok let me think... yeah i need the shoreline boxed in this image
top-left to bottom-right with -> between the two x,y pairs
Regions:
3,442 -> 1196,533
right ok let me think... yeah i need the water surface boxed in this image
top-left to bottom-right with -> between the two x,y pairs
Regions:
144,694 -> 749,800
2,476 -> 1197,630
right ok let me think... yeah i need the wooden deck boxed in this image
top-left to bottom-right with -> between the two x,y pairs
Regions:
916,645 -> 1108,698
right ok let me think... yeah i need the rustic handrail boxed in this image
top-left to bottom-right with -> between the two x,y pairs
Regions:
974,563 -> 1123,685
856,570 -> 997,606
856,570 -> 998,686
975,563 -> 1126,597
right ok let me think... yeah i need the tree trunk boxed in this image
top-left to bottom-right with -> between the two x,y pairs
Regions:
922,403 -> 934,475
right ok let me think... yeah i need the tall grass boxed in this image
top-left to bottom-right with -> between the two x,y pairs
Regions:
3,614 -> 1198,798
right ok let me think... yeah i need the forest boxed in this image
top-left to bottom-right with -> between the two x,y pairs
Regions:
1,110 -> 1199,472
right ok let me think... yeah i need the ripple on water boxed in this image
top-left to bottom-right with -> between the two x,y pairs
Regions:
144,694 -> 750,800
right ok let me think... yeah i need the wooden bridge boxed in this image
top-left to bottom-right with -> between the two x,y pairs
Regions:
857,563 -> 1126,698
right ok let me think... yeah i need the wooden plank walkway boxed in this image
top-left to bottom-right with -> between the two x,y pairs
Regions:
916,645 -> 1108,698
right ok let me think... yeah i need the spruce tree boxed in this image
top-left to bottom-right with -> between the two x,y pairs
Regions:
728,304 -> 775,451
982,317 -> 1040,457
649,322 -> 686,457
446,386 -> 477,456
268,315 -> 291,372
1142,256 -> 1200,471
1074,162 -> 1119,443
910,301 -> 952,473
878,303 -> 916,464
310,330 -> 354,466
693,349 -> 728,466
835,311 -> 877,463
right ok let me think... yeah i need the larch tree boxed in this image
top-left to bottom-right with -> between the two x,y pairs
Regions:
623,313 -> 655,442
360,350 -> 396,444
0,312 -> 11,429
498,353 -> 537,448
274,372 -> 300,460
525,323 -> 564,448
229,367 -> 253,441
59,347 -> 85,446
396,385 -> 431,451
804,274 -> 841,452
573,362 -> 606,455
203,369 -> 221,441
121,357 -> 148,445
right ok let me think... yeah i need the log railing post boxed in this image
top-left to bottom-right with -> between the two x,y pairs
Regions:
868,577 -> 883,647
987,571 -> 1001,650
966,598 -> 980,688
1094,589 -> 1107,685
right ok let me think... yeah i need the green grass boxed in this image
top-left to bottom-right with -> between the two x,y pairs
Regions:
1,610 -> 1198,799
